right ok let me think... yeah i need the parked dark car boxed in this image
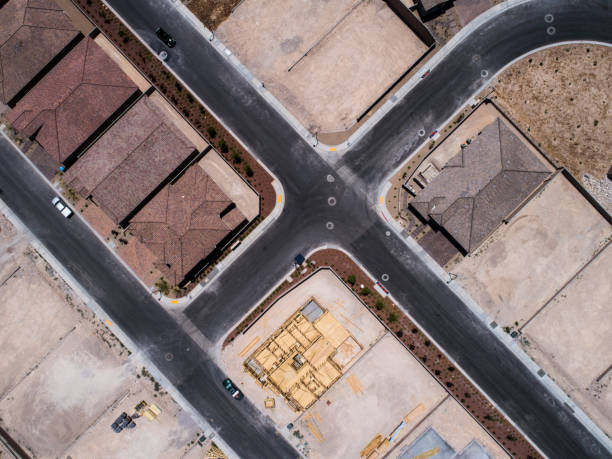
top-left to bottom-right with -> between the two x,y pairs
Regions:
223,378 -> 244,400
155,27 -> 176,48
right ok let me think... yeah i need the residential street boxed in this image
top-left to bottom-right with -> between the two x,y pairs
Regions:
1,0 -> 611,457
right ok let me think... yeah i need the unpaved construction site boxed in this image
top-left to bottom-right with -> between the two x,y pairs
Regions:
453,173 -> 612,436
223,269 -> 507,458
0,211 -> 209,458
217,0 -> 429,133
493,44 -> 612,212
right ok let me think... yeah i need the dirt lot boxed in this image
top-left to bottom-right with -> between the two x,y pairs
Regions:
493,44 -> 612,212
522,244 -> 612,436
454,173 -> 611,328
294,333 -> 506,458
217,0 -> 427,133
0,212 -> 203,458
389,396 -> 507,458
222,268 -> 386,427
224,268 -> 506,458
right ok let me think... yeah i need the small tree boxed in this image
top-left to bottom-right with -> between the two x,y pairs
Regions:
347,274 -> 356,285
244,163 -> 254,177
218,138 -> 228,153
388,312 -> 398,322
232,151 -> 242,164
360,287 -> 371,296
207,126 -> 217,138
375,300 -> 384,311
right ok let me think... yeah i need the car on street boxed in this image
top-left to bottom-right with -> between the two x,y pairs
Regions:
223,378 -> 244,400
51,196 -> 73,218
155,27 -> 176,48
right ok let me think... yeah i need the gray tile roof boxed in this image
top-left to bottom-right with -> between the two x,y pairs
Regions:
411,117 -> 550,252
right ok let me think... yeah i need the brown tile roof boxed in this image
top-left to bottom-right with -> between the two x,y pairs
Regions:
411,117 -> 551,252
0,0 -> 79,104
6,37 -> 138,163
64,96 -> 195,223
130,165 -> 246,285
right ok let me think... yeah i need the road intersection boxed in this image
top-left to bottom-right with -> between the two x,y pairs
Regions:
1,0 -> 611,457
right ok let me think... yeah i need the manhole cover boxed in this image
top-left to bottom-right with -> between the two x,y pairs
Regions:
418,129 -> 425,137
547,26 -> 556,35
544,13 -> 554,23
480,69 -> 489,78
328,196 -> 337,206
385,231 -> 390,236
326,174 -> 335,183
326,221 -> 334,230
381,274 -> 389,282
165,353 -> 173,361
472,54 -> 480,63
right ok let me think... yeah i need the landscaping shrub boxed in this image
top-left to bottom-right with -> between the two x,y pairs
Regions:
244,163 -> 254,177
375,300 -> 384,310
347,274 -> 356,285
207,126 -> 217,138
218,138 -> 229,153
360,287 -> 371,296
388,312 -> 398,322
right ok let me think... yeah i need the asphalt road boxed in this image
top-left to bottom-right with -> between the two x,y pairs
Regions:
1,0 -> 611,457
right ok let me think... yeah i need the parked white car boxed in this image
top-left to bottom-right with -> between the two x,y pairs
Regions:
51,196 -> 73,218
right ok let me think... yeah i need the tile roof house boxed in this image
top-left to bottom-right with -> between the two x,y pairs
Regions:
410,117 -> 551,253
6,37 -> 139,166
130,164 -> 247,286
64,96 -> 196,225
0,0 -> 79,105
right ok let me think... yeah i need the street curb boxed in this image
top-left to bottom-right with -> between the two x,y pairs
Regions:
316,244 -> 547,458
96,1 -> 287,309
170,0 -> 532,156
376,181 -> 612,455
0,130 -> 239,459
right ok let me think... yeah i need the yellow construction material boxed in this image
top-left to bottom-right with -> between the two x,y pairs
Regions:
264,397 -> 275,409
411,447 -> 439,459
313,312 -> 350,347
307,421 -> 325,442
206,444 -> 228,459
148,404 -> 161,416
361,434 -> 383,457
238,337 -> 260,357
244,298 -> 362,411
404,403 -> 426,423
346,373 -> 364,395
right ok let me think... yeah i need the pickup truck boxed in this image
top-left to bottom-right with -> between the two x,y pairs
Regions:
51,196 -> 73,218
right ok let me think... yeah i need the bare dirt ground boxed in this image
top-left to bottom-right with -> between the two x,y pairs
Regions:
521,243 -> 612,436
185,0 -> 240,31
389,396 -> 507,459
493,44 -> 612,212
454,173 -> 611,328
217,0 -> 427,133
0,211 -> 203,458
294,333 -> 506,459
222,269 -> 386,428
224,268 -> 506,458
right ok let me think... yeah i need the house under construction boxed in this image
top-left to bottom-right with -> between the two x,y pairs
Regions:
244,298 -> 362,411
